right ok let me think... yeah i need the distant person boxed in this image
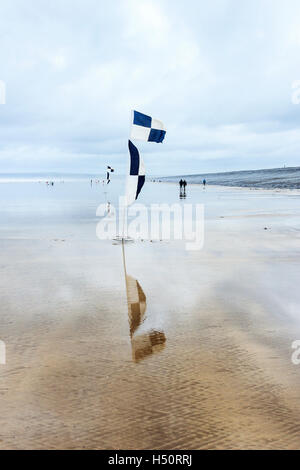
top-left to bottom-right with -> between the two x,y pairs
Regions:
179,179 -> 183,189
203,179 -> 206,187
183,180 -> 187,189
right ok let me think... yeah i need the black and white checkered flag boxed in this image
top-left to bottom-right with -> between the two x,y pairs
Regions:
130,110 -> 166,143
126,140 -> 145,205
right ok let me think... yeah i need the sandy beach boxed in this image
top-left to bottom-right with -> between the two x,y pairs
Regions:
1,180 -> 300,449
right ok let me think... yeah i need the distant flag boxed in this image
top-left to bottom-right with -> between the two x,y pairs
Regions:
106,165 -> 114,184
130,110 -> 166,143
126,140 -> 145,205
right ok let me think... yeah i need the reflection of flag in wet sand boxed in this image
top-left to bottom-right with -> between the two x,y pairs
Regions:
125,270 -> 166,362
126,275 -> 146,336
131,329 -> 166,363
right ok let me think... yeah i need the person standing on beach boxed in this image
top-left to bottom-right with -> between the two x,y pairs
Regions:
203,178 -> 206,187
179,179 -> 183,189
183,180 -> 187,190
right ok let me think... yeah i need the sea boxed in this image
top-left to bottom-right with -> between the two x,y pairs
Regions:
160,166 -> 300,189
1,166 -> 300,189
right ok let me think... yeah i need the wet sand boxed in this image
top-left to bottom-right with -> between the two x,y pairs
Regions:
1,182 -> 300,449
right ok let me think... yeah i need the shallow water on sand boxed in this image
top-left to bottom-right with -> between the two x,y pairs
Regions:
0,180 -> 300,449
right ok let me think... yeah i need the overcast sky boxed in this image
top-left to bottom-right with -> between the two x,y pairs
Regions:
1,0 -> 300,175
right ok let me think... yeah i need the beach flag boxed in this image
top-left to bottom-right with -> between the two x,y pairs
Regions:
106,166 -> 114,184
130,110 -> 166,143
126,140 -> 145,205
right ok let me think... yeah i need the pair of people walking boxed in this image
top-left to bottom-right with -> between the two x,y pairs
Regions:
179,179 -> 187,190
178,178 -> 206,197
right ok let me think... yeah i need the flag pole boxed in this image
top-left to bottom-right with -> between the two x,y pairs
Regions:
122,198 -> 127,240
103,166 -> 108,212
122,237 -> 127,277
122,237 -> 132,338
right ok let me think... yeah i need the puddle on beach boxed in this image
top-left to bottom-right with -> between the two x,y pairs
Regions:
1,181 -> 300,449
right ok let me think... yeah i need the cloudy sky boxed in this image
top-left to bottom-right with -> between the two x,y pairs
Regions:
1,0 -> 300,175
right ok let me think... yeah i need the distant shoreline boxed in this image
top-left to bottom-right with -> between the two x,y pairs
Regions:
1,165 -> 300,189
154,166 -> 300,190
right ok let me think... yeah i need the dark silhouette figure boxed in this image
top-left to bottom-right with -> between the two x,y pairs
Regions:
203,178 -> 206,187
179,179 -> 187,199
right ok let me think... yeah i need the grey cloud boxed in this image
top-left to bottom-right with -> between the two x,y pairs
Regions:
0,0 -> 300,175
